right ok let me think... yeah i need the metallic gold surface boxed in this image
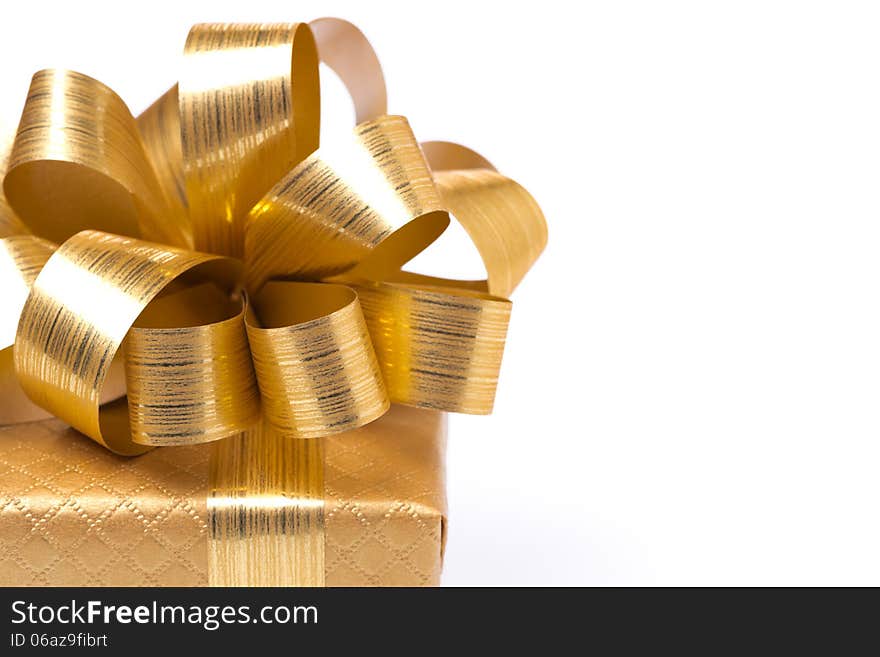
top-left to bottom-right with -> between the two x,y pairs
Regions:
0,134 -> 30,238
323,404 -> 446,586
208,420 -> 324,586
419,140 -> 496,172
309,17 -> 387,123
246,281 -> 388,438
0,16 -> 543,587
0,235 -> 55,424
14,230 -> 240,455
136,85 -> 189,225
126,295 -> 260,446
433,168 -> 547,298
424,142 -> 548,297
0,418 -> 211,586
4,70 -> 189,248
179,23 -> 320,258
356,281 -> 511,414
0,236 -> 54,352
0,18 -> 546,439
0,404 -> 445,586
244,114 -> 448,288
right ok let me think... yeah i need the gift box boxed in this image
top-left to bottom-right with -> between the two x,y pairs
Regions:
0,16 -> 545,588
0,404 -> 446,586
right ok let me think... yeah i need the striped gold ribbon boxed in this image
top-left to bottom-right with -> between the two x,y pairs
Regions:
208,420 -> 325,587
0,17 -> 545,586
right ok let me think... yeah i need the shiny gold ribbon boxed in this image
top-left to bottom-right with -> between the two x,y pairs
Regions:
0,17 -> 546,586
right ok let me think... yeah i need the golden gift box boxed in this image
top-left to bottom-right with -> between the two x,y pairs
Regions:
0,405 -> 446,586
0,17 -> 545,587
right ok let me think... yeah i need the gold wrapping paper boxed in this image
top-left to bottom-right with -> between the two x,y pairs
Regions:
0,404 -> 446,586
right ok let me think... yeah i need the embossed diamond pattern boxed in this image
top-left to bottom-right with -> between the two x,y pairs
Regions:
0,420 -> 209,586
0,404 -> 446,586
324,405 -> 447,586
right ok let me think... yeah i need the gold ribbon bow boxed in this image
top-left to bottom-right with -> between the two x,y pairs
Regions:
0,18 -> 546,457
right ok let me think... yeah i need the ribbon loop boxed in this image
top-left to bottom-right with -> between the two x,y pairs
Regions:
0,17 -> 547,453
4,70 -> 189,249
246,281 -> 388,438
421,140 -> 548,298
309,17 -> 387,124
0,235 -> 55,424
0,137 -> 30,238
179,23 -> 321,258
126,292 -> 260,447
244,114 -> 448,289
14,230 -> 241,454
355,281 -> 511,414
137,85 -> 189,224
433,168 -> 546,298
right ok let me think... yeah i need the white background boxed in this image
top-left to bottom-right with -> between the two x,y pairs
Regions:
3,1 -> 880,585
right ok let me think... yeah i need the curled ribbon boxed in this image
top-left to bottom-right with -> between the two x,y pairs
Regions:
0,18 -> 547,456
